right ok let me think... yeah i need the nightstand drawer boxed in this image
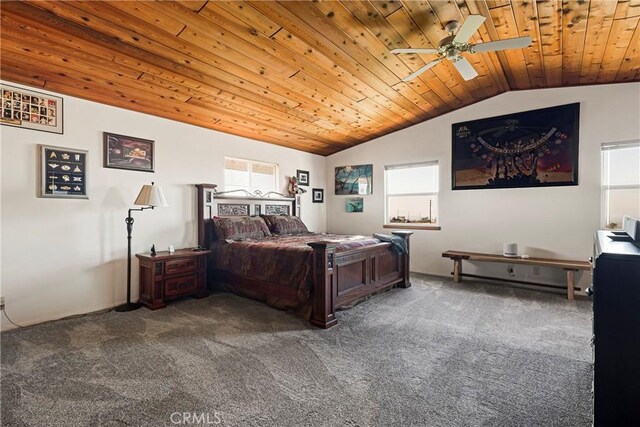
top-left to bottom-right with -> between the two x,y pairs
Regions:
164,275 -> 198,298
165,258 -> 197,275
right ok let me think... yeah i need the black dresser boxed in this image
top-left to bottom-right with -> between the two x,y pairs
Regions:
591,230 -> 640,426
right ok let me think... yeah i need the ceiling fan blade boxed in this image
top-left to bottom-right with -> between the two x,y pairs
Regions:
452,56 -> 478,80
453,15 -> 486,44
402,58 -> 443,81
391,48 -> 439,54
470,36 -> 532,53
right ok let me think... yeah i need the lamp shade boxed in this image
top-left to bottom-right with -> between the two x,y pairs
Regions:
134,183 -> 168,207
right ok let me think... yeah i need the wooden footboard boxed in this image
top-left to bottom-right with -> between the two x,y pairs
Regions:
308,231 -> 412,329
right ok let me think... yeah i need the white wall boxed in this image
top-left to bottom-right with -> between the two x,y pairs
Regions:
0,81 -> 327,330
327,83 -> 640,286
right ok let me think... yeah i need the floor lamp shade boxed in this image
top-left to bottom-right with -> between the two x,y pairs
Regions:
134,182 -> 168,207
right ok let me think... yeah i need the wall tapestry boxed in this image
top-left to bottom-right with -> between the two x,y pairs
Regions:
1,84 -> 63,134
39,145 -> 88,199
104,132 -> 154,172
452,103 -> 580,190
335,164 -> 373,195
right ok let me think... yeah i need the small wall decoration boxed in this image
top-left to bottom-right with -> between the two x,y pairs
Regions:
452,103 -> 580,190
312,188 -> 324,203
335,164 -> 373,195
296,170 -> 309,186
39,145 -> 88,199
1,84 -> 63,134
346,197 -> 363,213
104,132 -> 154,172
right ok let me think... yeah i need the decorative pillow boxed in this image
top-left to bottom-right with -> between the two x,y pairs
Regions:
261,215 -> 309,235
213,216 -> 271,241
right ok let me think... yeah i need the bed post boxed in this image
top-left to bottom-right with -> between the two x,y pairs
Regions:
308,241 -> 338,329
195,184 -> 217,249
392,231 -> 413,288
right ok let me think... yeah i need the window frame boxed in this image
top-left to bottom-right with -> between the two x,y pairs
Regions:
383,161 -> 441,231
601,140 -> 640,229
224,157 -> 279,195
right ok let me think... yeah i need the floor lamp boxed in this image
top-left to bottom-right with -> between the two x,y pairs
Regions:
115,182 -> 168,312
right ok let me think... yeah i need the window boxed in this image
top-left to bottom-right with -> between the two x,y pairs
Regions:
601,141 -> 640,229
224,157 -> 278,194
385,161 -> 439,228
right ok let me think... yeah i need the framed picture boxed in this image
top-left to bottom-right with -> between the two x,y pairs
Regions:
335,164 -> 373,195
1,84 -> 63,134
452,103 -> 580,190
312,188 -> 324,203
296,169 -> 309,186
346,197 -> 363,213
104,132 -> 154,172
39,145 -> 88,199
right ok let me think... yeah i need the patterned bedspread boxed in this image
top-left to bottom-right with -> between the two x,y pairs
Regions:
212,233 -> 380,314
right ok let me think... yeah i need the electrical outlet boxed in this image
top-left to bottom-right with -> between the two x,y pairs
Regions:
507,265 -> 515,277
0,296 -> 4,311
533,266 -> 541,276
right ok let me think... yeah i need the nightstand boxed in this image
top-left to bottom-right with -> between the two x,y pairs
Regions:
136,249 -> 211,310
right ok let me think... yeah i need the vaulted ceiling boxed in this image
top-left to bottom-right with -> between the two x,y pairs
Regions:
1,1 -> 639,155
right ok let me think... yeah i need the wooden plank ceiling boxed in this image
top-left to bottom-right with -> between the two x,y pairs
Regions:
1,1 -> 639,156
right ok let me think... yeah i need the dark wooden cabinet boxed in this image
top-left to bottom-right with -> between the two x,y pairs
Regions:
592,230 -> 640,426
136,249 -> 210,310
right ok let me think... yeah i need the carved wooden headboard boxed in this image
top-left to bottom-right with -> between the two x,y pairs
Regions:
195,184 -> 296,249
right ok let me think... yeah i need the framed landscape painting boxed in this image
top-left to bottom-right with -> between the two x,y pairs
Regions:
335,164 -> 373,195
452,103 -> 580,190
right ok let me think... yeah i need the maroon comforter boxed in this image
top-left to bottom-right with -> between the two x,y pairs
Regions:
212,233 -> 380,315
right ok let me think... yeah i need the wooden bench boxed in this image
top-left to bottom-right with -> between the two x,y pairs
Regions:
442,250 -> 591,300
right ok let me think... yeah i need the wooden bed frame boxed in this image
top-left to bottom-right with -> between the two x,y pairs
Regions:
196,184 -> 412,328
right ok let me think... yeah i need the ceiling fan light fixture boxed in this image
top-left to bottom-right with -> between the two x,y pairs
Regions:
390,14 -> 533,82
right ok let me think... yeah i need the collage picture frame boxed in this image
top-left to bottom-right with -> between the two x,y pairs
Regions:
1,83 -> 63,134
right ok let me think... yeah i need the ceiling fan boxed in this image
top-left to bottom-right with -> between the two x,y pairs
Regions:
391,15 -> 532,82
